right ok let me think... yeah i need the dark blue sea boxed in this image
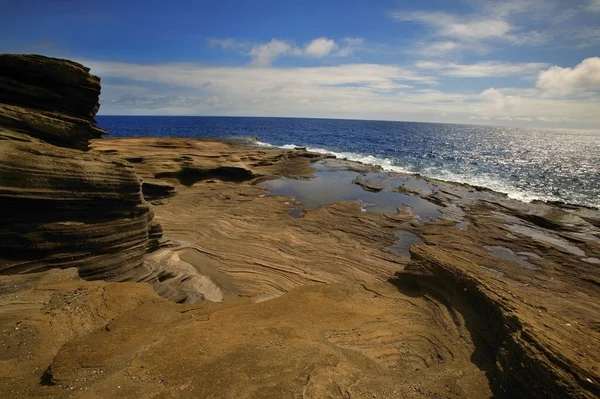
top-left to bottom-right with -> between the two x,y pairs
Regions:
97,116 -> 600,209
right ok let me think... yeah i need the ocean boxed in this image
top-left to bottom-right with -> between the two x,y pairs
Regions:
97,116 -> 600,209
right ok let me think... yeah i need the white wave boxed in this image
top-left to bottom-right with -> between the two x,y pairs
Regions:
421,168 -> 561,204
255,140 -> 598,208
255,140 -> 274,147
262,143 -> 414,173
303,146 -> 413,174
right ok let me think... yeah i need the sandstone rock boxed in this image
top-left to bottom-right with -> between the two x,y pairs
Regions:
0,55 -> 167,293
0,54 -> 101,119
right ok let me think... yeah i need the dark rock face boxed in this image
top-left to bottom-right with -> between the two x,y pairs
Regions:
0,54 -> 160,284
154,165 -> 257,186
0,55 -> 101,118
141,180 -> 176,201
0,54 -> 106,150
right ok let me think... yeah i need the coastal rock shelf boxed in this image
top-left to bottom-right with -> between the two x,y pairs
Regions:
88,137 -> 599,398
0,55 -> 599,398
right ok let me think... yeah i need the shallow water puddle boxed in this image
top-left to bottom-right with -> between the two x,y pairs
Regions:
456,221 -> 469,230
387,231 -> 424,258
516,251 -> 541,259
484,245 -> 541,270
261,170 -> 441,220
506,225 -> 586,257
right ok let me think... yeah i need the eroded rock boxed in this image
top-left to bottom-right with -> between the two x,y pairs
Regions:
0,55 -> 167,291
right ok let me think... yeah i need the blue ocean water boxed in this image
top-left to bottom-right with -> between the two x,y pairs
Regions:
97,116 -> 600,209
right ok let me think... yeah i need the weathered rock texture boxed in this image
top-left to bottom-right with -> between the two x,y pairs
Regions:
0,54 -> 105,150
0,55 -> 599,398
0,55 -> 160,287
85,138 -> 599,399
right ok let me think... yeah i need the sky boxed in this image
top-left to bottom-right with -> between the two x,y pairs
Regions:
1,0 -> 600,128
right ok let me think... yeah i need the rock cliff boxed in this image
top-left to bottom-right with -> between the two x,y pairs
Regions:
0,55 -> 162,290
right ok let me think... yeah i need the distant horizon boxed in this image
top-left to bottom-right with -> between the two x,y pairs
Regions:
4,0 -> 600,129
96,114 -> 600,132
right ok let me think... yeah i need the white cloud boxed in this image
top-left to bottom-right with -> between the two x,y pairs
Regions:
537,116 -> 571,122
80,59 -> 600,128
392,11 -> 513,41
410,40 -> 489,57
480,88 -> 521,109
391,1 -> 560,56
304,37 -> 336,57
445,18 -> 513,41
84,60 -> 438,96
416,60 -> 547,78
536,57 -> 600,96
250,39 -> 297,67
211,36 -> 363,66
420,41 -> 459,55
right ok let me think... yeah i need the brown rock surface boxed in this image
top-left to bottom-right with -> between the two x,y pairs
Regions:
2,135 -> 600,397
1,55 -> 599,398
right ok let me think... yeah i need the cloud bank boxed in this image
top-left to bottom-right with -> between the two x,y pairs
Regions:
87,56 -> 600,128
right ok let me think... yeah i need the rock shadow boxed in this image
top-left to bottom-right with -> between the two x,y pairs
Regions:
155,166 -> 256,186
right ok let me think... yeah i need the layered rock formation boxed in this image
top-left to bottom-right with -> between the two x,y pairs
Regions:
1,55 -> 599,398
0,55 -> 162,288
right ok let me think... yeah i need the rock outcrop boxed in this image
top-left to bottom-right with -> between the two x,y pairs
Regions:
0,55 -> 161,288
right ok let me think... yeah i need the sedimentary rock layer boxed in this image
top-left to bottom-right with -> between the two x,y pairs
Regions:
0,55 -> 159,289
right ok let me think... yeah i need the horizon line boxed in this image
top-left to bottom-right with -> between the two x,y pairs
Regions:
95,114 -> 600,132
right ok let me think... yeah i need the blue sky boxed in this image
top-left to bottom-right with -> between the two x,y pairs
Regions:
2,0 -> 600,128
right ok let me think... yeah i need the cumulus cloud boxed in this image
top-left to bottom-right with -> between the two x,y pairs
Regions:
480,88 -> 521,109
536,57 -> 600,96
210,36 -> 363,66
250,39 -> 297,67
304,37 -> 336,57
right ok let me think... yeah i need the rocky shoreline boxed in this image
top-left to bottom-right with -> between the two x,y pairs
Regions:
1,55 -> 599,398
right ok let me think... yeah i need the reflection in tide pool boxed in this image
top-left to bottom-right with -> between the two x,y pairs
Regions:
388,231 -> 424,259
506,225 -> 586,257
261,169 -> 441,220
484,245 -> 541,270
